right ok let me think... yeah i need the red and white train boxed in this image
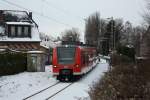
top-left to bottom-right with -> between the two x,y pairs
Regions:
52,43 -> 98,81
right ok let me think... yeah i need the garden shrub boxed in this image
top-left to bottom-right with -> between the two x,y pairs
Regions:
0,52 -> 27,76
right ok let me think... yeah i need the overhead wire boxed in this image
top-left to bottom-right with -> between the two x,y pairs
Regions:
1,0 -> 74,27
0,1 -> 16,10
43,0 -> 85,22
41,0 -> 86,33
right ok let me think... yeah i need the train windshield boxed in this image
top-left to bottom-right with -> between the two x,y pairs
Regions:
57,47 -> 76,64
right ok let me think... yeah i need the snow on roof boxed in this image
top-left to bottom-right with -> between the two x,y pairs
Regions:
40,39 -> 58,48
6,22 -> 32,25
28,50 -> 44,53
4,10 -> 28,18
0,37 -> 41,42
40,44 -> 49,49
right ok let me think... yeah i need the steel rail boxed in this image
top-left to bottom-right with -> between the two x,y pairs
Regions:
45,83 -> 73,100
23,82 -> 60,100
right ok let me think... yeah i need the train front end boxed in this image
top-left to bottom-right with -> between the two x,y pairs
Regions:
52,45 -> 81,81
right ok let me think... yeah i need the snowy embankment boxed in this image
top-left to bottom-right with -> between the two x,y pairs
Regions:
0,59 -> 108,100
0,66 -> 58,100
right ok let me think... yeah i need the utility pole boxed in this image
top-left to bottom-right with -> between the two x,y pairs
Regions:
110,17 -> 116,52
107,17 -> 115,52
98,14 -> 101,54
113,18 -> 115,51
107,17 -> 116,70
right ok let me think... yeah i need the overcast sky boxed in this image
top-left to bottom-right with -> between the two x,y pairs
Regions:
0,0 -> 146,41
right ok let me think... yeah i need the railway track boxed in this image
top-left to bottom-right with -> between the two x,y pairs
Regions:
23,82 -> 73,100
45,83 -> 73,100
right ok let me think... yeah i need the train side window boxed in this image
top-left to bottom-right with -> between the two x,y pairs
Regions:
82,54 -> 85,64
82,51 -> 90,65
85,52 -> 88,64
81,52 -> 86,65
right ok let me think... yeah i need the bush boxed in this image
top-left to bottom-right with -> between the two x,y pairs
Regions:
117,46 -> 135,61
110,53 -> 133,66
89,54 -> 150,100
0,52 -> 27,76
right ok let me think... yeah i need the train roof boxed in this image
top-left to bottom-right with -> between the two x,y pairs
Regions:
61,41 -> 95,47
53,41 -> 96,52
55,44 -> 96,50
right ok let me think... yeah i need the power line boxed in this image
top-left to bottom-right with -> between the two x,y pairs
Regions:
43,0 -> 85,22
0,1 -> 9,9
1,0 -> 74,27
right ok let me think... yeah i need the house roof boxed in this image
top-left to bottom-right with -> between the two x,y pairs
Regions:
0,43 -> 39,51
0,10 -> 41,42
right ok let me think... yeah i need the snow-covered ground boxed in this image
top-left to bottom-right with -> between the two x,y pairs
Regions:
0,59 -> 108,100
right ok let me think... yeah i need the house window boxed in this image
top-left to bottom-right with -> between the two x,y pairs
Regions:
11,26 -> 15,37
24,26 -> 29,37
17,26 -> 22,37
8,25 -> 31,37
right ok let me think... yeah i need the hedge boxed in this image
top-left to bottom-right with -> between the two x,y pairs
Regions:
0,52 -> 27,76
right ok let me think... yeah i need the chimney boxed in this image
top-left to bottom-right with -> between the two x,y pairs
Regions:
29,12 -> 32,19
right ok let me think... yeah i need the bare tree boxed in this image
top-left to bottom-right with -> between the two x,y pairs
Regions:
85,12 -> 100,46
120,21 -> 133,46
113,18 -> 124,48
103,18 -> 124,52
143,0 -> 150,25
61,28 -> 80,42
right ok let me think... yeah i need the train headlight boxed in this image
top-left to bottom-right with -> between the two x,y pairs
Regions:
53,65 -> 57,68
75,64 -> 79,67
